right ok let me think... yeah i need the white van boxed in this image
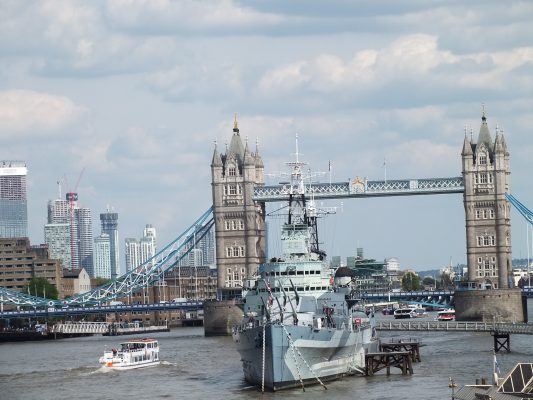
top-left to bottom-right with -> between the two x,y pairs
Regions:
172,298 -> 188,303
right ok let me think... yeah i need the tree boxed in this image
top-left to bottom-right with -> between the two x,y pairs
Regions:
26,277 -> 58,300
440,272 -> 454,289
422,276 -> 435,288
401,272 -> 421,291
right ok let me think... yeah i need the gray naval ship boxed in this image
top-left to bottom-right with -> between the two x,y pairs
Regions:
232,146 -> 380,391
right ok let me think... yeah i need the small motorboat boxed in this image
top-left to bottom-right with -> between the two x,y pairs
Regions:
99,338 -> 160,370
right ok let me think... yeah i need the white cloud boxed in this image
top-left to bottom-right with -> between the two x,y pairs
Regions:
106,0 -> 282,32
0,90 -> 86,136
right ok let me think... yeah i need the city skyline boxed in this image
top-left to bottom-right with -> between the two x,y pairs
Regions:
2,2 -> 533,271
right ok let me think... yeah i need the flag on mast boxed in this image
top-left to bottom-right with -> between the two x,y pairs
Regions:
493,352 -> 501,385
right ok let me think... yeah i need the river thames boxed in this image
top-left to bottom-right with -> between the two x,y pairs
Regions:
1,302 -> 532,400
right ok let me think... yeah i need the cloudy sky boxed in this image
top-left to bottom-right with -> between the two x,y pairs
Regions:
2,0 -> 533,273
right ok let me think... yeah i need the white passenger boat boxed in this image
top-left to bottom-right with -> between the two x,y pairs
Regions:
99,338 -> 160,370
393,308 -> 415,319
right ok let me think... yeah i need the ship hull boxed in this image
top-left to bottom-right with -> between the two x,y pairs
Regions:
234,323 -> 378,391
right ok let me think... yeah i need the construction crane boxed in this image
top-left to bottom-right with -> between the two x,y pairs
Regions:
64,168 -> 85,270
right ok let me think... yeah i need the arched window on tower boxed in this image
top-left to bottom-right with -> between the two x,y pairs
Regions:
479,154 -> 487,165
228,166 -> 236,176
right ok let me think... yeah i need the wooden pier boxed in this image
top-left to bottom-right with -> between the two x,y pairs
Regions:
365,339 -> 421,376
365,351 -> 413,376
380,340 -> 421,362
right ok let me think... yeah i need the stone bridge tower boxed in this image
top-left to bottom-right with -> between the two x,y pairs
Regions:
458,108 -> 526,322
210,116 -> 266,300
462,109 -> 512,289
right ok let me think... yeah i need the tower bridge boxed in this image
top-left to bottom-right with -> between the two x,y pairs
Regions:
1,110 -> 531,331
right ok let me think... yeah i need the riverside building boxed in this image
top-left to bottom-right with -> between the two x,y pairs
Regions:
0,237 -> 62,295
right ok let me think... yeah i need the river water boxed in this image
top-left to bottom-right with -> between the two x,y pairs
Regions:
1,301 -> 532,400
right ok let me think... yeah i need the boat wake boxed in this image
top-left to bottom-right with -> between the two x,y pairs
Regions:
160,361 -> 177,367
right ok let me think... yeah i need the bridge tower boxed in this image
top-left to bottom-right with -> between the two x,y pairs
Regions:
458,108 -> 526,322
211,116 -> 266,299
462,108 -> 512,289
205,116 -> 266,335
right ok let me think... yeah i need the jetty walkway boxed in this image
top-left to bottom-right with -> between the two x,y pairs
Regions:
376,321 -> 533,335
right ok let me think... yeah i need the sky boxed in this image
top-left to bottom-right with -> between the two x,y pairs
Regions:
2,0 -> 533,273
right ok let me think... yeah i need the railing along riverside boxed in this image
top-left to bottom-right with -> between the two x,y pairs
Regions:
51,322 -> 109,334
375,321 -> 533,335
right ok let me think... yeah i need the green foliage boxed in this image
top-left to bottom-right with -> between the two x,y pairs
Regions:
401,272 -> 422,291
26,277 -> 59,300
93,277 -> 112,287
422,276 -> 435,287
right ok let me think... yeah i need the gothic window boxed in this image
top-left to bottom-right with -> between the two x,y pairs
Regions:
228,167 -> 236,176
232,220 -> 237,230
477,237 -> 483,246
237,185 -> 242,195
223,186 -> 228,195
225,221 -> 231,230
488,173 -> 493,184
477,257 -> 483,263
239,246 -> 245,257
479,154 -> 487,165
483,236 -> 490,246
483,210 -> 488,219
479,174 -> 487,184
226,248 -> 232,257
489,209 -> 495,219
490,236 -> 495,246
475,210 -> 481,219
227,267 -> 231,274
229,185 -> 237,195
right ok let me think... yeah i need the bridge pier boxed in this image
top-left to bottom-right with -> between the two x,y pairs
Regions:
455,288 -> 526,323
203,299 -> 243,336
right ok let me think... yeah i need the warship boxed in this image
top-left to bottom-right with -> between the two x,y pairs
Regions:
232,142 -> 380,391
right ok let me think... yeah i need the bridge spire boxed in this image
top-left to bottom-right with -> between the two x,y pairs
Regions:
233,113 -> 239,133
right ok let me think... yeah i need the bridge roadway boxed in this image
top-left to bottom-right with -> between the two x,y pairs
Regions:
376,320 -> 533,335
0,301 -> 203,319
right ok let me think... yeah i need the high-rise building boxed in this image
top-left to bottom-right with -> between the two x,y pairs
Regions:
44,191 -> 93,274
124,238 -> 140,272
44,223 -> 71,270
0,161 -> 28,238
100,210 -> 119,279
47,198 -> 69,224
124,225 -> 157,272
75,207 -> 93,275
94,233 -> 111,279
